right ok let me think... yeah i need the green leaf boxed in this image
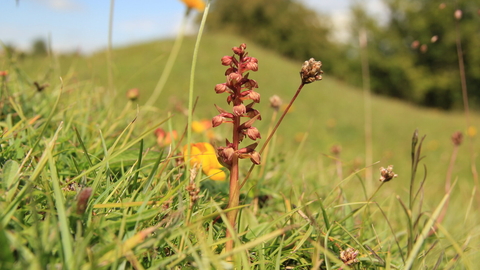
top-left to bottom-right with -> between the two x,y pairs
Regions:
2,160 -> 20,202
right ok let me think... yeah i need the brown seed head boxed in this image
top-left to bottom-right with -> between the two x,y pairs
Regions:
379,165 -> 398,182
300,58 -> 323,84
269,95 -> 282,110
76,187 -> 93,215
454,9 -> 462,20
339,248 -> 359,266
126,88 -> 140,101
411,40 -> 420,49
451,131 -> 463,146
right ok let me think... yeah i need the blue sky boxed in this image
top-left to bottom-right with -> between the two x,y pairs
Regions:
1,0 -> 386,54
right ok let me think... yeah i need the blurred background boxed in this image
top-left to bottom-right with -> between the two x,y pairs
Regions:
1,0 -> 479,110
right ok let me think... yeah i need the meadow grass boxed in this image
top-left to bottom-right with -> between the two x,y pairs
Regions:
1,32 -> 480,269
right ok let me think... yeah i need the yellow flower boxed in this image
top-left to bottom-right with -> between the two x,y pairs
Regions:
179,0 -> 205,11
192,120 -> 212,133
467,126 -> 477,138
183,142 -> 226,181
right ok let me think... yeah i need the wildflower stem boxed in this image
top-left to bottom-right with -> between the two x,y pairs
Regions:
225,112 -> 241,259
241,83 -> 305,188
455,16 -> 479,193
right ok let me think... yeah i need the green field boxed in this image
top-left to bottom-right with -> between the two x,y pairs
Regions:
1,33 -> 479,269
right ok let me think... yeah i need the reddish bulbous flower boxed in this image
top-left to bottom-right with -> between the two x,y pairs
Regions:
243,57 -> 258,72
233,103 -> 246,116
248,90 -> 261,103
221,56 -> 234,66
245,127 -> 261,140
212,115 -> 224,127
232,43 -> 247,55
215,83 -> 228,94
227,73 -> 243,86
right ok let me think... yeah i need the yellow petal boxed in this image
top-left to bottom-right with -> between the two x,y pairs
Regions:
206,168 -> 226,181
179,0 -> 205,11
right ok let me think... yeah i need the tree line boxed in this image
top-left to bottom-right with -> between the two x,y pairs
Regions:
204,0 -> 480,110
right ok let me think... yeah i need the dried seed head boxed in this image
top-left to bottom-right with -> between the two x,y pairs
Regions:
339,248 -> 359,266
269,95 -> 282,110
76,188 -> 93,215
379,165 -> 398,182
300,58 -> 323,84
330,145 -> 341,156
126,88 -> 140,101
420,44 -> 428,53
454,9 -> 462,20
411,40 -> 420,49
451,131 -> 463,146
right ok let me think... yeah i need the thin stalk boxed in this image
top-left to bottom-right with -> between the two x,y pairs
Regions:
107,0 -> 115,93
179,2 -> 210,255
241,83 -> 305,188
455,15 -> 479,192
257,109 -> 278,177
359,28 -> 373,193
144,9 -> 189,108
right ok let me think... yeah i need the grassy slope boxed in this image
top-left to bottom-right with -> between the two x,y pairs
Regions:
8,32 -> 480,206
56,34 -> 476,184
2,33 -> 480,267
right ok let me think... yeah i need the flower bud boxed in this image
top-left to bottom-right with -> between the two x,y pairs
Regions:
245,62 -> 258,71
232,44 -> 245,55
250,151 -> 261,165
215,83 -> 228,94
228,73 -> 242,85
248,90 -> 261,103
221,56 -> 234,66
233,103 -> 246,116
246,127 -> 261,140
212,115 -> 224,127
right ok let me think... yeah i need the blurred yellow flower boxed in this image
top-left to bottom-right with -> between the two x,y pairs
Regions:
192,120 -> 212,133
467,126 -> 477,138
183,142 -> 226,181
180,0 -> 205,11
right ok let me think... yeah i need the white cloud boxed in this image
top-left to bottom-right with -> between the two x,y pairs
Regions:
119,19 -> 156,34
35,0 -> 83,12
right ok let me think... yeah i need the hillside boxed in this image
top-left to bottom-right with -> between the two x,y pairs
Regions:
4,33 -> 480,200
2,32 -> 480,269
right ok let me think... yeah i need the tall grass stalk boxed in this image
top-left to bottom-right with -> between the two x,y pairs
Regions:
180,2 -> 210,254
454,10 -> 479,197
107,0 -> 115,93
359,28 -> 373,192
144,7 -> 189,108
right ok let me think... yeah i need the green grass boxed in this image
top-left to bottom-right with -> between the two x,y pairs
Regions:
1,32 -> 479,269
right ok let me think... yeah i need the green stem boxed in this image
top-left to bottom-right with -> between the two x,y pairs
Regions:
144,9 -> 188,108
